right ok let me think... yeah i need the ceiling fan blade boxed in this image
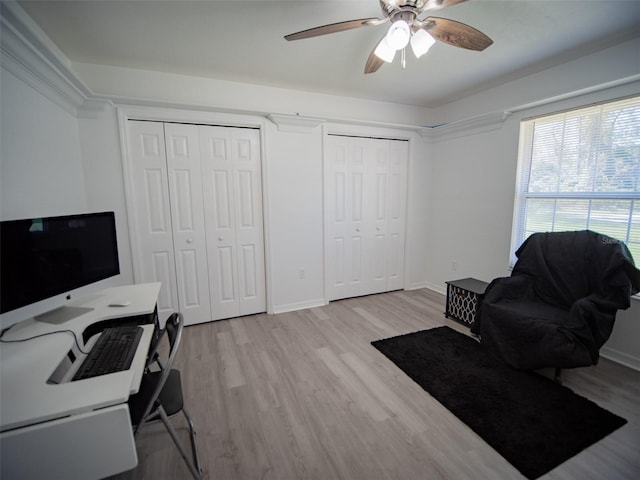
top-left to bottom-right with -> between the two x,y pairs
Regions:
424,16 -> 493,51
285,18 -> 379,41
364,38 -> 386,74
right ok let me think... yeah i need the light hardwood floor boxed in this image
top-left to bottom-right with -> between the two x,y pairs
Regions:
113,289 -> 640,480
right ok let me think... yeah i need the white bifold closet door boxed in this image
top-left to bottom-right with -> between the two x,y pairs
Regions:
199,125 -> 266,320
126,120 -> 265,325
325,135 -> 408,301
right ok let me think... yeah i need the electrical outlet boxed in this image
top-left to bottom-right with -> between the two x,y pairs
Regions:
298,268 -> 305,280
452,260 -> 458,271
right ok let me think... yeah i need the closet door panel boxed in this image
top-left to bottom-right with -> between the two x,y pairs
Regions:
209,166 -> 237,314
365,139 -> 389,294
350,165 -> 365,291
127,121 -> 266,325
350,235 -> 362,284
143,169 -> 169,232
200,126 -> 266,320
349,139 -> 366,289
386,140 -> 408,291
326,136 -> 367,300
237,170 -> 255,227
240,244 -> 258,299
164,123 -> 212,325
200,129 -> 240,320
328,156 -> 348,295
178,250 -> 200,306
217,246 -> 236,299
213,171 -> 232,228
127,121 -> 179,322
325,135 -> 408,301
231,130 -> 266,316
152,252 -> 176,314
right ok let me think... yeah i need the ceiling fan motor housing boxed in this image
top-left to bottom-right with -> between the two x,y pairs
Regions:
381,1 -> 428,33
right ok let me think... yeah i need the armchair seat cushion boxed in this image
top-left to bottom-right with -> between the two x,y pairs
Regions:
481,300 -> 591,370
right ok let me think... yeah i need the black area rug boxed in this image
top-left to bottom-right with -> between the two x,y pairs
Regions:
371,326 -> 627,479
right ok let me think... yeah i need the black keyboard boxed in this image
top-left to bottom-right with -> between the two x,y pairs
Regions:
72,325 -> 143,381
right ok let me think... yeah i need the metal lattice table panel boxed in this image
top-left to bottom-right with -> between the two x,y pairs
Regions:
445,278 -> 489,327
448,285 -> 480,326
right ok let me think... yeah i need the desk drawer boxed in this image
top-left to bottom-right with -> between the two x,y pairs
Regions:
0,404 -> 137,479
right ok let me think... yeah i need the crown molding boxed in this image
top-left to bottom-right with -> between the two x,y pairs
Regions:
267,113 -> 326,133
418,110 -> 512,142
77,97 -> 114,119
1,1 -> 93,116
0,1 -> 512,134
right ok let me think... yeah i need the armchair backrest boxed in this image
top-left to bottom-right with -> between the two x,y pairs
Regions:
512,230 -> 640,310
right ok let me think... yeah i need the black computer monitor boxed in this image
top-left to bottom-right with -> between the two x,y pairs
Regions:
0,212 -> 121,325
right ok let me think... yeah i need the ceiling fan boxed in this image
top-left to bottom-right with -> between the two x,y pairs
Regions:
285,0 -> 493,74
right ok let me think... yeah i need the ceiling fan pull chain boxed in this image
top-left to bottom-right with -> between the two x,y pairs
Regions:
401,47 -> 406,69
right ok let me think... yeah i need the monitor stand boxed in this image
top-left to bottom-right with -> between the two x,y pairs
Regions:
35,306 -> 94,325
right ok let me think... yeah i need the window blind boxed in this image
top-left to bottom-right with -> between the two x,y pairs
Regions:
512,96 -> 640,263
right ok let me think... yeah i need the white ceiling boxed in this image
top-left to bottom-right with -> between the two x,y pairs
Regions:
16,0 -> 640,108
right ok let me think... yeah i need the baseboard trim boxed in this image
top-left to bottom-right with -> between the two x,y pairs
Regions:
424,282 -> 447,296
405,281 -> 429,290
272,298 -> 327,315
600,346 -> 640,372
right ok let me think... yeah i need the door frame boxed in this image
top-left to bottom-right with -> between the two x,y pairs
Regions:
321,123 -> 416,304
116,105 -> 273,316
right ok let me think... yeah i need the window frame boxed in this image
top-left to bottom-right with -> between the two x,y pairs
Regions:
510,95 -> 640,267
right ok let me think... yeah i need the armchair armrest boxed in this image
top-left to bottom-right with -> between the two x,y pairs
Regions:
483,275 -> 532,303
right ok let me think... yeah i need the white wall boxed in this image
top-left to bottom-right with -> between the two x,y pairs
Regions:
605,306 -> 640,371
404,136 -> 432,290
77,105 -> 134,284
432,37 -> 640,125
0,67 -> 86,220
425,121 -> 520,290
264,122 -> 325,312
72,62 -> 433,128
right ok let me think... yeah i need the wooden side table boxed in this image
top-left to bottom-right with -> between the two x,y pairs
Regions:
445,277 -> 489,327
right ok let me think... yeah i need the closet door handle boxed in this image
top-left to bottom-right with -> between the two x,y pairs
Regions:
355,228 -> 360,232
186,238 -> 194,244
218,236 -> 224,241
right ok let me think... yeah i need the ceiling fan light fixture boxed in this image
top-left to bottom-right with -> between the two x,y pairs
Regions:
410,28 -> 436,58
374,38 -> 396,63
385,19 -> 411,50
284,0 -> 494,75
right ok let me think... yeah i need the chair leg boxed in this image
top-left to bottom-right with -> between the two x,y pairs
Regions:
554,367 -> 563,384
157,405 -> 203,480
181,406 -> 203,475
133,416 -> 148,437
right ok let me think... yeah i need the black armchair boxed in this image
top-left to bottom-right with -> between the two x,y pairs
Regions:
472,230 -> 640,371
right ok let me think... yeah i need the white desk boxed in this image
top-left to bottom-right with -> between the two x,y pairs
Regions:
0,282 -> 161,479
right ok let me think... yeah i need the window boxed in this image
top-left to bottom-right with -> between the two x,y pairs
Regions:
512,96 -> 640,264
